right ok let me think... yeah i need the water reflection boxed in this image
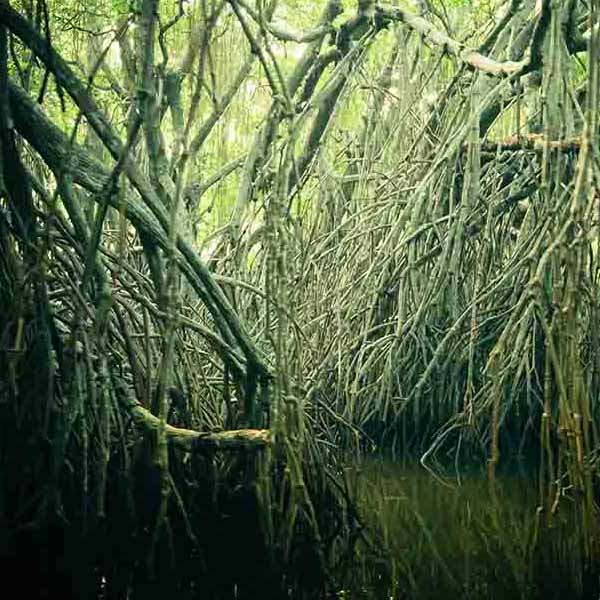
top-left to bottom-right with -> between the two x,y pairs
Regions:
341,459 -> 600,599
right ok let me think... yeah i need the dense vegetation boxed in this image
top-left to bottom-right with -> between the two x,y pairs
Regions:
1,0 -> 600,597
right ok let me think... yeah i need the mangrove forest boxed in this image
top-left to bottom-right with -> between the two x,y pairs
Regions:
1,0 -> 600,597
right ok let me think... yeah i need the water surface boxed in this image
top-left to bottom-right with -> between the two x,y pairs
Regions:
340,459 -> 599,599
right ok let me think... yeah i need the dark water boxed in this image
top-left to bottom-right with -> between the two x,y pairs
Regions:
339,459 -> 600,600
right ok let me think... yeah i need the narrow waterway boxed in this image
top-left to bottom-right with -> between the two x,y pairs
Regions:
339,459 -> 599,599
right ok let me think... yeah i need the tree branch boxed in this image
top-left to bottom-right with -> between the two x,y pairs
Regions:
375,1 -> 548,77
118,382 -> 270,452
